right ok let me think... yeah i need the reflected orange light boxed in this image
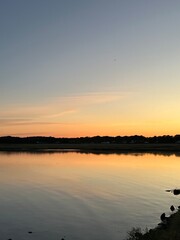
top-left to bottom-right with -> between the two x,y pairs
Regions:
1,152 -> 180,201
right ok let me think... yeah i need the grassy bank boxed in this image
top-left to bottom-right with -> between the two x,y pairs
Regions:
126,210 -> 180,240
0,143 -> 180,154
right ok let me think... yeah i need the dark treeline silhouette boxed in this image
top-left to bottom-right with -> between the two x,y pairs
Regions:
0,135 -> 180,144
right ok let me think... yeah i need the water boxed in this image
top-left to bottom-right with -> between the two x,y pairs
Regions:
0,151 -> 180,240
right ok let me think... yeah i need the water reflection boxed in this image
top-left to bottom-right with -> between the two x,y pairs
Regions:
1,150 -> 180,157
0,152 -> 180,240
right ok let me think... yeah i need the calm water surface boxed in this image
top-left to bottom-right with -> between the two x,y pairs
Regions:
0,151 -> 180,240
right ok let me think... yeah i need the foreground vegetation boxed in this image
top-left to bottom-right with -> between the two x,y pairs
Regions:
126,211 -> 180,240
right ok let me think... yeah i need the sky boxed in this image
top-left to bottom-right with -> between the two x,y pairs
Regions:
0,0 -> 180,137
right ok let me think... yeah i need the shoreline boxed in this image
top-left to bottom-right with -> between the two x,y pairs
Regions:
0,143 -> 180,154
127,210 -> 180,240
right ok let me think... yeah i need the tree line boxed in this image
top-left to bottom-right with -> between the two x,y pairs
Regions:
0,135 -> 180,144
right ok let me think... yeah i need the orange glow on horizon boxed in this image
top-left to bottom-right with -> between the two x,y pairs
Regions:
1,120 -> 179,138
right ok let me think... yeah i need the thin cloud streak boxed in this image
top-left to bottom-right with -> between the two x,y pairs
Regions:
0,118 -> 78,126
55,91 -> 126,105
0,91 -> 133,137
0,91 -> 128,123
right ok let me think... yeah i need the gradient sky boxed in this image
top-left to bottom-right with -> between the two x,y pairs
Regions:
1,0 -> 180,137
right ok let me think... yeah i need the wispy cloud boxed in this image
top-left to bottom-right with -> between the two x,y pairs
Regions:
56,91 -> 125,105
0,91 -> 128,129
42,109 -> 78,119
0,118 -> 32,124
0,119 -> 55,126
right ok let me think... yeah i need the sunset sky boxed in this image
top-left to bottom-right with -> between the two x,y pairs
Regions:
1,0 -> 180,137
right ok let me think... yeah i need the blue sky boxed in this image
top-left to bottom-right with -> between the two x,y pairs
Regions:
1,0 -> 180,136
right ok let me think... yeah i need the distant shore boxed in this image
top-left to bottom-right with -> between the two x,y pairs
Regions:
0,143 -> 180,154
